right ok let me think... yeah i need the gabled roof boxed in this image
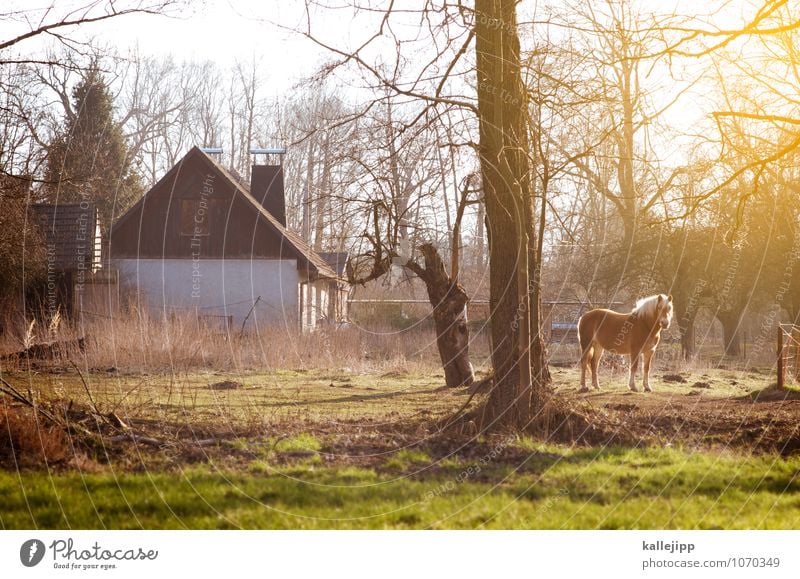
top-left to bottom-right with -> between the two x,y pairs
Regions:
31,203 -> 100,271
111,146 -> 338,281
319,252 -> 349,277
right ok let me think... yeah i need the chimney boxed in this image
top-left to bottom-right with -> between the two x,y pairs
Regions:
249,148 -> 287,227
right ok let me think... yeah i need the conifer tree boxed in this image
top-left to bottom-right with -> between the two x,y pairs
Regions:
45,65 -> 142,228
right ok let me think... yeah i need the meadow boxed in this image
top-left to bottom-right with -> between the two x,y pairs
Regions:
2,345 -> 799,529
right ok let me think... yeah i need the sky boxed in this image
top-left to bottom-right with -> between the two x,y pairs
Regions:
0,0 -> 777,164
1,1 -> 757,100
100,1 -> 323,83
2,1 -> 341,95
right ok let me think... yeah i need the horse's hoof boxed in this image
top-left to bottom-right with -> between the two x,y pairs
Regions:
629,386 -> 638,392
579,387 -> 590,393
593,385 -> 601,391
644,387 -> 652,393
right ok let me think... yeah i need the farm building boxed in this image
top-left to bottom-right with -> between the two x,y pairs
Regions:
318,251 -> 351,325
109,146 -> 348,331
30,203 -> 118,318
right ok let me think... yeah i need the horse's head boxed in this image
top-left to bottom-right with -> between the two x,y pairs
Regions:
656,294 -> 673,330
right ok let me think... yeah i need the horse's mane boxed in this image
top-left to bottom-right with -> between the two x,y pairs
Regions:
631,294 -> 666,321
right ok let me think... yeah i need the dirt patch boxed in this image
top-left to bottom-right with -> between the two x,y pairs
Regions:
208,380 -> 243,390
604,402 -> 637,412
550,360 -> 574,368
691,381 -> 712,389
559,388 -> 800,455
662,374 -> 688,383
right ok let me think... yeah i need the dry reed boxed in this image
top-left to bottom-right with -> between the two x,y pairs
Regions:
0,309 -> 493,374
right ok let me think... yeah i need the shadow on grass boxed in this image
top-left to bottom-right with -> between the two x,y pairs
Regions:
2,442 -> 799,529
741,383 -> 800,402
257,386 -> 447,408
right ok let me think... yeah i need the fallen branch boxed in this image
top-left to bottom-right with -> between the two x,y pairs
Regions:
68,359 -> 129,430
0,374 -> 112,452
3,337 -> 86,361
107,433 -> 169,448
0,375 -> 62,426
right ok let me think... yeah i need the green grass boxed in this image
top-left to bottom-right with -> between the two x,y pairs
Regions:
2,366 -> 795,529
2,446 -> 798,529
273,433 -> 322,453
384,448 -> 432,470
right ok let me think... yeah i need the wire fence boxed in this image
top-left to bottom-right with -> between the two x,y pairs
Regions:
776,324 -> 800,389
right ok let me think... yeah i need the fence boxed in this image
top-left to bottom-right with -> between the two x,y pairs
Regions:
777,324 -> 800,389
347,299 -> 623,342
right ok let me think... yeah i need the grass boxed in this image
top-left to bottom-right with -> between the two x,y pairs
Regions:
273,433 -> 322,453
7,368 -> 461,425
0,309 -> 492,374
548,362 -> 771,397
8,363 -> 773,428
1,360 -> 797,529
1,445 -> 797,529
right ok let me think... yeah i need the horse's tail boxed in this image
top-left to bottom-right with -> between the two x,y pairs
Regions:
577,313 -> 592,355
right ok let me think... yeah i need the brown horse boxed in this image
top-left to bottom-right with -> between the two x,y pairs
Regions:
578,294 -> 673,393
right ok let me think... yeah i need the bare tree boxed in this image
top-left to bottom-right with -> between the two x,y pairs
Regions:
347,181 -> 478,388
272,87 -> 363,246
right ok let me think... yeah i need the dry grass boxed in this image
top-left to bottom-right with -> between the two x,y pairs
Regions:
0,404 -> 71,467
0,309 -> 492,374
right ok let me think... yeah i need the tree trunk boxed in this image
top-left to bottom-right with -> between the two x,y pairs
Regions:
386,101 -> 411,240
301,141 -> 316,242
314,135 -> 331,251
717,311 -> 742,357
475,0 -> 549,429
415,244 -> 474,388
530,161 -> 551,389
679,309 -> 697,360
475,200 -> 486,269
615,34 -> 639,251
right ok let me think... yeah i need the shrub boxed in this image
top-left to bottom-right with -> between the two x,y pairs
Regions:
0,405 -> 70,467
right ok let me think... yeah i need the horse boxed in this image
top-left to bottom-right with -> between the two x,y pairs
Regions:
578,294 -> 673,393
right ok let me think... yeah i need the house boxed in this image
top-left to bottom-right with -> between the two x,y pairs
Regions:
318,251 -> 350,325
109,146 -> 348,331
31,203 -> 118,318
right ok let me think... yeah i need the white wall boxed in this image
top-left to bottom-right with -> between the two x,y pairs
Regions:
113,258 -> 299,330
300,279 -> 331,331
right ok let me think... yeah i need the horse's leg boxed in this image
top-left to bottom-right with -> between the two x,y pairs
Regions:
580,345 -> 592,392
643,349 -> 654,392
628,352 -> 640,392
591,346 -> 603,390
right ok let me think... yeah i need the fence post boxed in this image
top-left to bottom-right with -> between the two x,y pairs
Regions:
777,325 -> 785,390
794,327 -> 800,382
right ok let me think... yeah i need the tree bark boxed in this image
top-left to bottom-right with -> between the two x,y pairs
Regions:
413,244 -> 474,388
475,200 -> 486,269
475,0 -> 550,429
347,241 -> 474,389
314,135 -> 331,251
678,308 -> 697,360
530,156 -> 551,389
717,310 -> 742,357
302,140 -> 316,242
